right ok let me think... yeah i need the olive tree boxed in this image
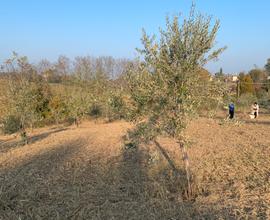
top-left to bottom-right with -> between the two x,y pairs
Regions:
4,53 -> 51,143
66,85 -> 92,127
127,5 -> 226,196
48,94 -> 68,125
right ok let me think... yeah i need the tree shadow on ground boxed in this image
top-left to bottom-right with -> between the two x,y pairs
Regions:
0,135 -> 250,219
154,140 -> 182,175
28,128 -> 69,143
243,119 -> 270,126
0,138 -> 86,219
0,127 -> 69,154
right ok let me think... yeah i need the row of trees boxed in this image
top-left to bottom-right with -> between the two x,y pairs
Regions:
238,62 -> 270,97
1,53 -> 133,83
0,53 -> 136,141
214,59 -> 270,98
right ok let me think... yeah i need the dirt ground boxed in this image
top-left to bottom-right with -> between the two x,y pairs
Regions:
0,111 -> 270,219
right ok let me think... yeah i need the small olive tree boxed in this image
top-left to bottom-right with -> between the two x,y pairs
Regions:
66,85 -> 92,127
5,54 -> 51,143
127,5 -> 226,196
48,94 -> 68,125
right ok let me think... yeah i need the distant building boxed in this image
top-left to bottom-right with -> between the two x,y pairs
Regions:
232,76 -> 238,82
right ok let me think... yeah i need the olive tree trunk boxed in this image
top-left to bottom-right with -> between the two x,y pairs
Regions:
179,141 -> 192,197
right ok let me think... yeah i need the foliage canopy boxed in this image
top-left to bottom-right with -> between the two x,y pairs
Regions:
127,5 -> 226,142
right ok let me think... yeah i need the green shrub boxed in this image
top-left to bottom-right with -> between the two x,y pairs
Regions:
107,92 -> 127,120
48,95 -> 69,124
237,94 -> 257,112
89,103 -> 103,117
2,115 -> 21,134
257,93 -> 270,108
255,89 -> 268,99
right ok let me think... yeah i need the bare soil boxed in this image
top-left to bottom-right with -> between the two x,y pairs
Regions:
0,112 -> 269,219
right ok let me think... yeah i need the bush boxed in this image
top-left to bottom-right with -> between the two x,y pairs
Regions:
7,74 -> 52,132
89,103 -> 103,118
257,92 -> 270,108
1,115 -> 21,134
48,95 -> 69,124
237,94 -> 257,112
255,89 -> 268,99
239,73 -> 255,95
107,92 -> 127,120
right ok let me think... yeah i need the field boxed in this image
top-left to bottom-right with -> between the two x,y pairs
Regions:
0,111 -> 270,219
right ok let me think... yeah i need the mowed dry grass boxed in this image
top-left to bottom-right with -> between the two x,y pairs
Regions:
0,113 -> 270,219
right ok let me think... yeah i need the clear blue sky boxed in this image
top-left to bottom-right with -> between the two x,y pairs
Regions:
0,0 -> 269,73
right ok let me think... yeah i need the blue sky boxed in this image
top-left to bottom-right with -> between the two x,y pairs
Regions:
0,0 -> 269,73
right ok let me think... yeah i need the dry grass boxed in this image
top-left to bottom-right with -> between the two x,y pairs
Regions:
0,112 -> 270,219
0,78 -> 9,118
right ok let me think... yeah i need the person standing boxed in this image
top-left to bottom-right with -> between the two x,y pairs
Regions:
229,103 -> 235,119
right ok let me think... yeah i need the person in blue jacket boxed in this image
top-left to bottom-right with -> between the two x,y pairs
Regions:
228,103 -> 235,119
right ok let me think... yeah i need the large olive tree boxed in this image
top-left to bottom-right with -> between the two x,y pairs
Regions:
127,5 -> 226,196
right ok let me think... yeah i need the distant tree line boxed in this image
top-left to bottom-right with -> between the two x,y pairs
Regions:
1,52 -> 270,139
238,60 -> 270,97
22,55 -> 133,83
213,59 -> 270,105
0,52 -> 137,141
